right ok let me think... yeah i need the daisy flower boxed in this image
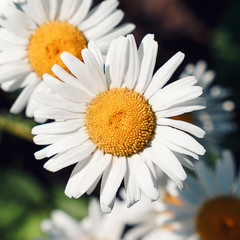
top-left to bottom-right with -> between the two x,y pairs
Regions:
175,61 -> 236,151
160,150 -> 240,240
32,34 -> 206,213
122,172 -> 181,240
0,0 -> 135,120
39,199 -> 126,240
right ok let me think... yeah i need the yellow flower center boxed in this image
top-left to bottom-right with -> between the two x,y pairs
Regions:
196,196 -> 240,240
86,88 -> 155,157
28,21 -> 87,77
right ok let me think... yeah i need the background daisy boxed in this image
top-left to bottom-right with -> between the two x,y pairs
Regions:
32,34 -> 205,213
159,150 -> 240,240
0,0 -> 135,120
176,61 -> 237,153
38,199 -> 126,240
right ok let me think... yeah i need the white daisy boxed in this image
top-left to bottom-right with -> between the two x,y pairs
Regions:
177,61 -> 236,152
32,34 -> 206,213
0,0 -> 135,120
122,172 -> 181,240
40,199 -> 126,240
161,150 -> 240,240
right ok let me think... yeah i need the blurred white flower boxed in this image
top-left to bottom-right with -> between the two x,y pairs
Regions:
121,171 -> 175,240
40,198 -> 126,240
178,61 -> 236,152
158,150 -> 240,240
0,0 -> 135,120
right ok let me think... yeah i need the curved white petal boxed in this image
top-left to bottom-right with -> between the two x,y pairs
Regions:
100,156 -> 126,213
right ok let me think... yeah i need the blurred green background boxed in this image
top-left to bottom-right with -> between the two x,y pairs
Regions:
0,0 -> 240,239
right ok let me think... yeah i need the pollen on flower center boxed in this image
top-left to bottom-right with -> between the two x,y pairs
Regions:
196,196 -> 240,240
86,88 -> 155,157
28,21 -> 87,77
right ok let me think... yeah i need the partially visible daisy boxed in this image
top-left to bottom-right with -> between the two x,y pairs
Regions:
121,172 -> 181,240
32,34 -> 206,212
160,150 -> 240,240
39,199 -> 126,240
176,61 -> 236,151
0,0 -> 135,120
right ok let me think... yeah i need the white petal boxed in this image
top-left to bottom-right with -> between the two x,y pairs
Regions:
150,85 -> 203,112
64,157 -> 91,196
50,210 -> 82,238
87,41 -> 104,69
69,151 -> 112,198
1,4 -> 36,30
144,52 -> 185,99
51,64 -> 91,98
0,60 -> 31,83
108,36 -> 128,88
83,10 -> 124,40
44,140 -> 96,172
34,92 -> 87,113
193,61 -> 207,80
123,34 -> 140,89
33,133 -> 67,145
78,0 -> 119,31
100,156 -> 126,213
144,142 -> 186,190
34,106 -> 84,120
65,150 -> 101,197
81,48 -> 107,92
0,48 -> 27,65
0,28 -> 28,45
104,38 -> 117,87
157,118 -> 206,138
1,79 -> 24,92
216,150 -> 235,194
94,23 -> 135,53
34,127 -> 89,159
156,97 -> 206,118
159,76 -> 197,92
156,125 -> 206,156
130,154 -> 159,200
124,159 -> 141,207
43,73 -> 90,103
86,175 -> 102,195
25,78 -> 47,118
22,0 -> 49,26
32,119 -> 84,135
69,0 -> 93,26
59,0 -> 80,21
48,0 -> 60,21
59,52 -> 98,97
176,153 -> 196,170
10,74 -> 39,114
158,137 -> 199,160
134,35 -> 158,94
0,18 -> 30,39
196,161 -> 221,197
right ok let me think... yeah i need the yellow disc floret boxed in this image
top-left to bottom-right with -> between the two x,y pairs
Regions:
28,21 -> 87,77
196,196 -> 240,240
86,88 -> 155,157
